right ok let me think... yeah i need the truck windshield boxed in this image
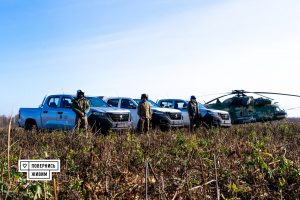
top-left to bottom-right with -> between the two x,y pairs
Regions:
134,99 -> 159,107
87,97 -> 109,107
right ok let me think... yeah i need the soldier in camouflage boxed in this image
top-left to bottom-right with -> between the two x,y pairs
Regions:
187,95 -> 200,132
137,93 -> 152,133
72,90 -> 90,134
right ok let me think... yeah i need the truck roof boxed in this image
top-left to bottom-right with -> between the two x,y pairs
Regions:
103,96 -> 134,99
158,98 -> 189,101
47,94 -> 100,98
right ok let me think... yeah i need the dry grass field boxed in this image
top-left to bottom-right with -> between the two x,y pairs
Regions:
0,121 -> 300,199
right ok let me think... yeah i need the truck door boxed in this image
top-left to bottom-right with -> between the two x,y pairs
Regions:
58,96 -> 76,130
120,98 -> 139,128
41,96 -> 61,129
174,100 -> 190,126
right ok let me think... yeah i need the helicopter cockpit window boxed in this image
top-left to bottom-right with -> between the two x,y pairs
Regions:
230,97 -> 251,106
222,98 -> 232,105
230,98 -> 243,106
275,106 -> 285,112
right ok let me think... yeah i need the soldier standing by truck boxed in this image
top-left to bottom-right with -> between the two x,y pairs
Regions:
72,90 -> 90,135
137,93 -> 152,133
187,95 -> 200,132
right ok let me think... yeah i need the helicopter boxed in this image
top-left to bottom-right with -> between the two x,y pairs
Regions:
204,90 -> 300,124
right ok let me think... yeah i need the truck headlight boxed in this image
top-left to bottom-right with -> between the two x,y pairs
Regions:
92,112 -> 106,117
153,110 -> 165,115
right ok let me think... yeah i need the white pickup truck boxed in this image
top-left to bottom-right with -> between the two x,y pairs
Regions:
157,99 -> 232,127
18,94 -> 132,133
102,97 -> 184,130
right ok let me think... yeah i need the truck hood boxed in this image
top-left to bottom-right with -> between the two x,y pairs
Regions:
91,107 -> 130,114
207,108 -> 229,114
151,107 -> 181,113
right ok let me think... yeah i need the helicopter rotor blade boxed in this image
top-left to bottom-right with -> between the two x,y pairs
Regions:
253,93 -> 274,100
204,93 -> 232,105
286,106 -> 300,111
251,92 -> 300,98
205,90 -> 300,105
198,92 -> 229,97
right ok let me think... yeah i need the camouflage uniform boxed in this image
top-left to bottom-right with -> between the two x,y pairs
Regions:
72,95 -> 90,132
137,100 -> 151,133
187,98 -> 200,132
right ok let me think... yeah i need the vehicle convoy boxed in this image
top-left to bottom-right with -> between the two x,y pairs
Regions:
157,99 -> 231,127
102,97 -> 184,130
204,90 -> 300,124
18,94 -> 131,133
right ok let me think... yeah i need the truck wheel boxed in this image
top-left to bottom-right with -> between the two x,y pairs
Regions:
200,120 -> 210,129
101,127 -> 109,135
25,120 -> 37,132
214,122 -> 221,128
88,117 -> 101,134
160,125 -> 169,132
151,122 -> 157,130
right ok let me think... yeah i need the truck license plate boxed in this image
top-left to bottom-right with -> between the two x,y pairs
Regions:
116,123 -> 127,128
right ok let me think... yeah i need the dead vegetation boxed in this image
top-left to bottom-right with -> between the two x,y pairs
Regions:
0,121 -> 300,199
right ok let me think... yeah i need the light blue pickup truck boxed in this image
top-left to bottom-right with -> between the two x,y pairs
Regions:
18,94 -> 132,133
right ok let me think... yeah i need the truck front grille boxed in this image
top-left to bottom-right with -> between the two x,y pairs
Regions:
167,112 -> 182,120
219,113 -> 230,120
108,113 -> 129,122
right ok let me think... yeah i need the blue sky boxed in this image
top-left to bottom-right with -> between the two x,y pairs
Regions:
1,0 -> 300,116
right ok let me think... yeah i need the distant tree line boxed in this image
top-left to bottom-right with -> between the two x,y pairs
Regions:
287,117 -> 300,122
0,115 -> 18,128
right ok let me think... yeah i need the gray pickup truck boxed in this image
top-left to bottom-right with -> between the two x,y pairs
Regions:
103,97 -> 184,131
18,94 -> 132,133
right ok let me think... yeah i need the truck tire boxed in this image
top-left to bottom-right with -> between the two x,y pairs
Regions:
160,125 -> 170,132
101,126 -> 109,135
25,120 -> 37,132
88,116 -> 101,134
151,121 -> 158,130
